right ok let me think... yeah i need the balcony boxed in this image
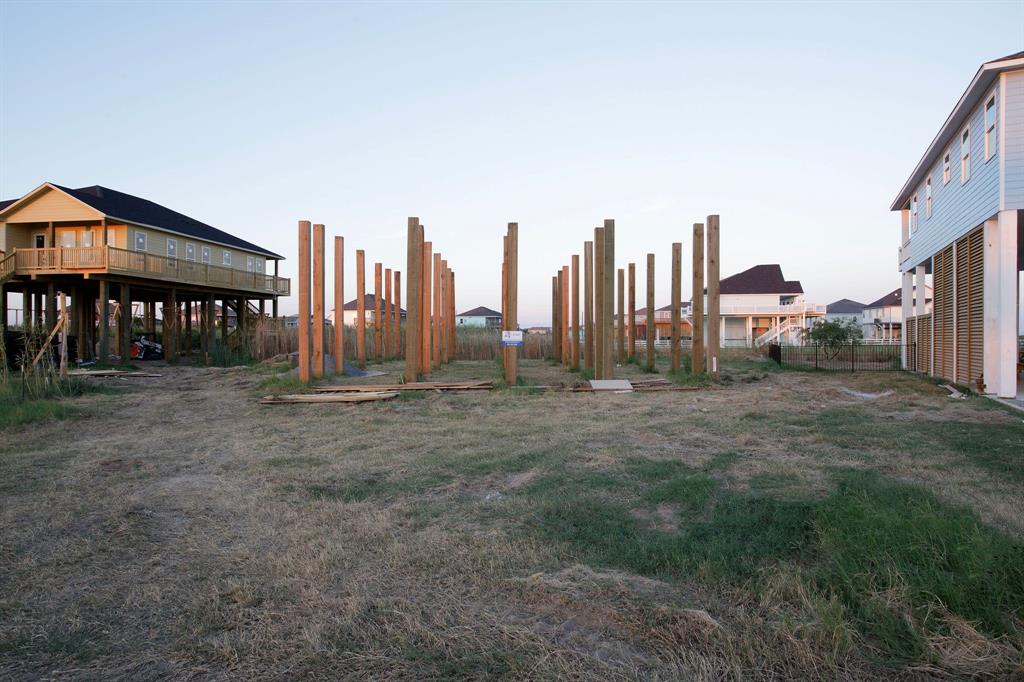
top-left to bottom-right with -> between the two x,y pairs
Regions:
6,246 -> 289,296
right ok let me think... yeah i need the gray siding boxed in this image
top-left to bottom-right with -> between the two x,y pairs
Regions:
902,84 -> 1001,271
1004,71 -> 1024,209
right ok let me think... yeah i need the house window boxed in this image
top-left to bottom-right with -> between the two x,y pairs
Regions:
984,95 -> 996,161
255,259 -> 264,273
60,232 -> 75,248
943,152 -> 950,184
960,127 -> 970,183
911,194 -> 918,232
925,178 -> 932,219
246,256 -> 254,272
167,238 -> 177,259
201,246 -> 211,264
82,230 -> 94,247
186,242 -> 196,261
222,251 -> 232,266
135,231 -> 147,251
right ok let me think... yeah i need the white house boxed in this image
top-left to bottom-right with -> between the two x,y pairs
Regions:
704,264 -> 825,346
329,294 -> 406,327
824,299 -> 866,326
456,306 -> 502,328
891,51 -> 1023,397
860,287 -> 931,342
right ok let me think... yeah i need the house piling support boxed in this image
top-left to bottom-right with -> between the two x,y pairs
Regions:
297,220 -> 311,382
706,214 -> 721,379
692,223 -> 705,374
646,254 -> 655,372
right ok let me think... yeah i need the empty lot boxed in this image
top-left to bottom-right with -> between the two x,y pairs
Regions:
2,357 -> 1022,679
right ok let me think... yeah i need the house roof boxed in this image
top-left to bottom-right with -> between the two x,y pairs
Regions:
826,298 -> 866,314
458,306 -> 501,317
342,293 -> 405,313
891,51 -> 1024,210
865,287 -> 932,309
0,183 -> 283,259
717,264 -> 803,295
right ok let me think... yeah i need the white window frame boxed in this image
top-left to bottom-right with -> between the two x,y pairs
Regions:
255,259 -> 264,273
246,256 -> 254,272
185,241 -> 196,262
201,245 -> 211,264
984,95 -> 996,161
222,250 -> 232,266
910,194 -> 918,232
925,178 -> 932,219
82,230 -> 94,248
960,126 -> 971,184
942,152 -> 950,185
167,237 -> 178,259
134,231 -> 147,252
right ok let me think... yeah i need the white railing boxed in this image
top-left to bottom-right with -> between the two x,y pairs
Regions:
719,303 -> 826,316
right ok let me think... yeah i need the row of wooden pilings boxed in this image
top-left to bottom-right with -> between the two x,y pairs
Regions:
551,215 -> 721,378
293,219 -> 458,384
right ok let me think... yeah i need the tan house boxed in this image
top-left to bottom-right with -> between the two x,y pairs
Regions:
0,182 -> 288,362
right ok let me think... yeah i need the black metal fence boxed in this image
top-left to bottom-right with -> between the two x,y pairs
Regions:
768,342 -> 911,372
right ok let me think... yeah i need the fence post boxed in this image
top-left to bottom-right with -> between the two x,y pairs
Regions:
851,341 -> 855,373
814,343 -> 818,370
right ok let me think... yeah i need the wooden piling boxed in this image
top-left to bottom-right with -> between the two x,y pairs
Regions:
551,275 -> 560,360
646,253 -> 655,372
98,279 -> 109,361
393,270 -> 402,359
374,262 -> 383,363
432,252 -> 441,369
706,214 -> 720,379
356,249 -> 366,368
628,263 -> 636,359
420,240 -> 432,377
617,268 -> 625,364
297,220 -> 311,382
405,218 -> 420,382
384,267 -> 393,360
333,236 -> 344,374
439,261 -> 448,364
584,241 -> 594,370
448,270 -> 456,356
691,223 -> 705,375
560,265 -> 570,365
119,285 -> 132,364
505,223 -> 518,384
671,242 -> 682,372
602,219 -> 615,378
571,254 -> 580,370
594,228 -> 604,379
312,223 -> 325,378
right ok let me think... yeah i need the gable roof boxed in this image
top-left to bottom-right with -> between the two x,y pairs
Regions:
718,264 -> 803,295
0,183 -> 282,259
341,294 -> 406,313
865,287 -> 931,309
826,298 -> 866,314
891,51 -> 1024,210
458,306 -> 501,318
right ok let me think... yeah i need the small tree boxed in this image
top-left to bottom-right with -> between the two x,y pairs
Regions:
805,318 -> 862,349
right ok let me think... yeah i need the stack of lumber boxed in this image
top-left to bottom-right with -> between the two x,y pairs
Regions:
315,380 -> 492,393
69,369 -> 163,378
628,377 -> 701,392
260,392 -> 398,404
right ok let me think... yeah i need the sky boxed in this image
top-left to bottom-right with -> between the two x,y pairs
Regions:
1,0 -> 1022,326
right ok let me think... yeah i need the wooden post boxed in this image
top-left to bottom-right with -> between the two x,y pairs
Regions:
646,253 -> 655,372
297,220 -> 311,382
594,227 -> 604,379
333,235 -> 344,374
384,267 -> 393,360
571,254 -> 580,370
628,263 -> 636,359
98,280 -> 109,361
692,223 -> 705,375
59,291 -> 68,377
312,223 -> 325,378
185,300 -> 192,355
374,262 -> 383,363
671,242 -> 682,372
558,264 -> 568,366
584,241 -> 594,370
356,249 -> 366,369
206,293 -> 215,361
505,223 -> 518,384
119,284 -> 131,365
432,252 -> 441,369
405,218 -> 420,382
441,262 -> 449,364
551,275 -> 560,360
449,270 -> 456,355
603,219 -> 615,378
221,298 -> 228,344
393,270 -> 402,359
706,214 -> 720,379
46,282 -> 56,331
616,268 -> 625,365
420,240 -> 432,377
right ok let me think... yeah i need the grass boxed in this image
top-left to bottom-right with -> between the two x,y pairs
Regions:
0,375 -> 119,427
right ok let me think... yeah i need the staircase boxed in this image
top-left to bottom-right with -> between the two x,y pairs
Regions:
755,317 -> 804,347
0,252 -> 15,285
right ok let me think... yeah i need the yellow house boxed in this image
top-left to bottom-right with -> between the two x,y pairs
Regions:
0,182 -> 289,362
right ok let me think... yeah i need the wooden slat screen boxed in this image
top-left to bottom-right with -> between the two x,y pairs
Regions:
968,228 -> 984,387
932,247 -> 955,381
918,313 -> 931,374
954,228 -> 985,387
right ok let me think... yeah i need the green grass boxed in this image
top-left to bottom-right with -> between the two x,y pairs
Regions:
0,376 -> 119,428
514,460 -> 1024,666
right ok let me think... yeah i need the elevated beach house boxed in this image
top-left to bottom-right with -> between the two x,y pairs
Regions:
708,264 -> 825,346
891,52 -> 1023,398
0,183 -> 288,362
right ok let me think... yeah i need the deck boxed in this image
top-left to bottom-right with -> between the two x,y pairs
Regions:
1,246 -> 289,297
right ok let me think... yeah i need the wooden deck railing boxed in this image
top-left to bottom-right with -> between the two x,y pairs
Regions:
9,246 -> 289,296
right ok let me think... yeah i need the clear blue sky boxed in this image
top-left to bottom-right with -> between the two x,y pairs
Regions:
2,0 -> 1022,325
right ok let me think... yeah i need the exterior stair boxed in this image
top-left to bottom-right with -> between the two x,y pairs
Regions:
755,317 -> 804,347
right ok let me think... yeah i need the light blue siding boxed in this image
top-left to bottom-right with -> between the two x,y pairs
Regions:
902,85 -> 1001,271
1004,71 -> 1024,209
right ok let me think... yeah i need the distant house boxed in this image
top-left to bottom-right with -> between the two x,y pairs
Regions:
284,313 -> 330,329
631,302 -> 694,344
824,299 -> 866,326
861,287 -> 931,343
709,264 -> 825,346
457,306 -> 502,328
330,294 -> 406,327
